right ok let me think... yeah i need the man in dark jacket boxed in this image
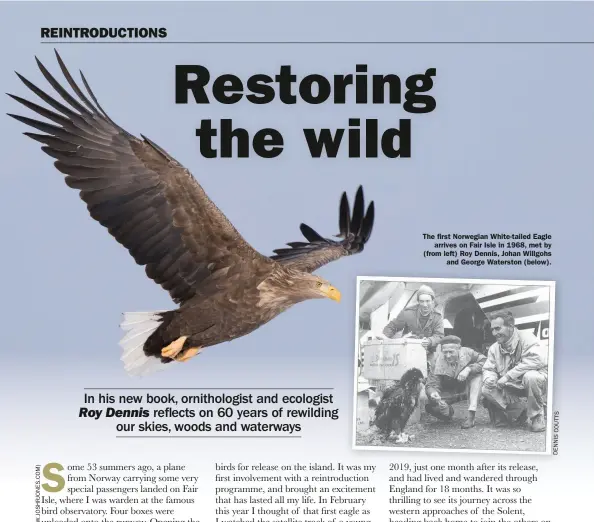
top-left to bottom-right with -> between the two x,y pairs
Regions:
425,335 -> 487,428
379,285 -> 444,365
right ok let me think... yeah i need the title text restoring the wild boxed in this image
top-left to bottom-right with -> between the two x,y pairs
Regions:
175,65 -> 437,159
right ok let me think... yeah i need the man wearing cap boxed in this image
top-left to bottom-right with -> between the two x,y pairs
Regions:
380,285 -> 444,360
481,310 -> 548,432
424,335 -> 486,428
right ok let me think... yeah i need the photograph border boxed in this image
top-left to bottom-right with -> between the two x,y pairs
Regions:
351,275 -> 556,456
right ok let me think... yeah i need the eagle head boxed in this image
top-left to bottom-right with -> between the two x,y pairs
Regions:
258,270 -> 341,309
297,274 -> 341,303
400,367 -> 426,395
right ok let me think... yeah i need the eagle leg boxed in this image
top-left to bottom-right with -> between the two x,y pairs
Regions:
175,346 -> 203,362
161,336 -> 188,359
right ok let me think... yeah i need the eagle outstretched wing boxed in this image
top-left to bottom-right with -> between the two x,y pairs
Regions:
7,51 -> 270,304
270,186 -> 374,273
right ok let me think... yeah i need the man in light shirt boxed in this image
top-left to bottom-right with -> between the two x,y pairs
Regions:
481,310 -> 548,432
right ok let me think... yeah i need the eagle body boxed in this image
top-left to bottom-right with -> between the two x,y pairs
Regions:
144,265 -> 318,361
372,368 -> 424,443
8,52 -> 375,376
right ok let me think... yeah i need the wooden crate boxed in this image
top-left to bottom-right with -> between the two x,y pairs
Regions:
361,339 -> 428,426
362,338 -> 428,380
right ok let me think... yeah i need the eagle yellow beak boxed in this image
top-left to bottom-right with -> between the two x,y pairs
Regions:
324,286 -> 342,303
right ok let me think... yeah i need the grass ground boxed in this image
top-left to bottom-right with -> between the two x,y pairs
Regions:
356,400 -> 546,452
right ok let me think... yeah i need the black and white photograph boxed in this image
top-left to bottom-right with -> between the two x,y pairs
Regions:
353,277 -> 556,454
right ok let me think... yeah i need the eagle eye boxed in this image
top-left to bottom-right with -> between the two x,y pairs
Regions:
316,281 -> 323,288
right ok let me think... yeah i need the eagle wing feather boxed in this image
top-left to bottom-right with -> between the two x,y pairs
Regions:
270,186 -> 374,273
8,51 -> 270,304
373,385 -> 405,432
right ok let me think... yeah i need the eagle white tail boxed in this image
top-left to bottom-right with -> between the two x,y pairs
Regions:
119,311 -> 176,377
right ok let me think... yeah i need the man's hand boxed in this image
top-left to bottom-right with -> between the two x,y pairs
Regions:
421,337 -> 430,348
497,375 -> 509,389
375,333 -> 390,341
429,391 -> 441,401
457,368 -> 471,382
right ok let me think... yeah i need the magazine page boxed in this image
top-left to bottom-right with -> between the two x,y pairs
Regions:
0,0 -> 590,520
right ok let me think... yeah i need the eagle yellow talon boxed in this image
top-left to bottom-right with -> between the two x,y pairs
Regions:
175,347 -> 203,362
161,336 -> 188,359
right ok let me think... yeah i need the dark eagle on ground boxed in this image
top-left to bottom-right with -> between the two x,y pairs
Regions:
370,368 -> 424,443
7,51 -> 375,376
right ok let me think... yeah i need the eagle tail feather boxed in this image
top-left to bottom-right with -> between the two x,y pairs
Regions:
119,311 -> 174,377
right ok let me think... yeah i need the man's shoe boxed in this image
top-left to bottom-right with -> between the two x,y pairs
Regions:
461,416 -> 475,429
513,408 -> 528,427
483,398 -> 508,427
531,414 -> 546,432
425,402 -> 454,422
494,410 -> 509,428
506,401 -> 527,425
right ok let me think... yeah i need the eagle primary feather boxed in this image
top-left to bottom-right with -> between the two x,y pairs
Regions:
270,186 -> 374,273
7,51 -> 376,376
